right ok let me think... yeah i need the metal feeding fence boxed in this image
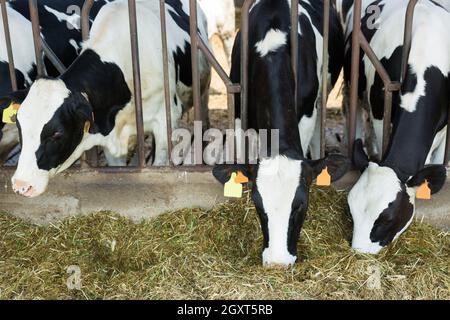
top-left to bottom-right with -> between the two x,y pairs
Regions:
0,0 -> 448,178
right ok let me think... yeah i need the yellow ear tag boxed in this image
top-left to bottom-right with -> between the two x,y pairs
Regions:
224,172 -> 243,198
316,167 -> 331,187
84,121 -> 91,133
2,103 -> 20,124
235,171 -> 249,184
416,180 -> 431,200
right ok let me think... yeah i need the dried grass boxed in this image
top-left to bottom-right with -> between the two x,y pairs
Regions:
0,187 -> 448,299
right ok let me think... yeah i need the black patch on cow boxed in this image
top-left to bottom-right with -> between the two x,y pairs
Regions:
252,187 -> 269,250
382,66 -> 450,177
344,1 -> 385,99
229,0 -> 346,260
35,92 -> 91,171
369,46 -> 403,120
0,61 -> 27,95
341,0 -> 353,21
166,0 -> 196,88
370,185 -> 413,247
401,64 -> 418,94
8,0 -> 110,77
61,49 -> 132,136
429,0 -> 448,11
287,162 -> 311,256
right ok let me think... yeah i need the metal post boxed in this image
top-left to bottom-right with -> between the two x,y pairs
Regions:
189,0 -> 202,123
444,105 -> 450,166
81,0 -> 95,41
400,0 -> 418,85
159,0 -> 173,165
1,0 -> 17,91
28,0 -> 45,77
348,0 -> 362,158
128,0 -> 146,168
291,0 -> 299,111
321,0 -> 330,158
240,0 -> 256,131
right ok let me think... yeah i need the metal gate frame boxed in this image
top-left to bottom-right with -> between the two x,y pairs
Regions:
348,0 -> 450,165
5,0 -> 444,177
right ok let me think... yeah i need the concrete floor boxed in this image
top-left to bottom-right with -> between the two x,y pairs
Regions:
0,168 -> 448,230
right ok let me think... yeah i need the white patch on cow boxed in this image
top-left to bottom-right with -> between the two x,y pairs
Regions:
44,5 -> 80,30
255,29 -> 287,58
298,108 -> 317,157
12,79 -> 71,197
0,5 -> 35,83
69,39 -> 80,52
256,155 -> 300,266
348,162 -> 403,254
357,0 -> 450,113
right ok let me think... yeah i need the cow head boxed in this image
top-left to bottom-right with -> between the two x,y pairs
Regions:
1,78 -> 96,197
348,139 -> 447,254
213,154 -> 349,267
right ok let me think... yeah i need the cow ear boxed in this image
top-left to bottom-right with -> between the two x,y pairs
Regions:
352,139 -> 369,171
406,165 -> 447,194
212,164 -> 256,185
70,93 -> 93,122
308,154 -> 350,182
0,88 -> 30,109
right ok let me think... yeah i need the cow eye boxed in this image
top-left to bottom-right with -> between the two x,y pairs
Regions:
51,131 -> 63,140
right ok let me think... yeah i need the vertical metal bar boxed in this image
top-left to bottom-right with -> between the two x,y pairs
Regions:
240,0 -> 256,131
321,0 -> 330,158
79,0 -> 98,168
291,0 -> 299,110
1,0 -> 17,91
128,0 -> 146,168
400,0 -> 418,85
81,0 -> 95,41
28,0 -> 45,77
444,104 -> 450,166
159,0 -> 173,165
348,0 -> 362,158
189,0 -> 202,122
227,91 -> 235,130
382,90 -> 393,155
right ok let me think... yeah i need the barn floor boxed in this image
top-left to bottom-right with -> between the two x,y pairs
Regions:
0,187 -> 449,300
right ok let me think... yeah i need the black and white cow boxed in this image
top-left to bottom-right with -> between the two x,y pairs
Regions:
343,0 -> 449,254
1,0 -> 211,197
213,0 -> 349,267
0,0 -> 111,159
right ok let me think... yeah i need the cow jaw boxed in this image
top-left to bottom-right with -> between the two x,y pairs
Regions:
348,163 -> 408,254
256,156 -> 301,267
12,79 -> 70,197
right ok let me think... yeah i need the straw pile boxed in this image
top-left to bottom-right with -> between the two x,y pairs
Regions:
0,187 -> 448,299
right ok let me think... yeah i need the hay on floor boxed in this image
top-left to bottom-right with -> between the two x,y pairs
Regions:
0,187 -> 449,299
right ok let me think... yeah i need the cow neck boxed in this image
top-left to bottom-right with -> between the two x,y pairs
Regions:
381,74 -> 449,181
249,51 -> 304,160
60,49 -> 132,135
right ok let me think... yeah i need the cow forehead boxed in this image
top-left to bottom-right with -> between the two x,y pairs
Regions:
256,156 -> 302,213
17,79 -> 70,131
348,163 -> 402,223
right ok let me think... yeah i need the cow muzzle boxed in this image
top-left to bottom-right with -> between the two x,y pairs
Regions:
11,171 -> 49,198
12,179 -> 36,197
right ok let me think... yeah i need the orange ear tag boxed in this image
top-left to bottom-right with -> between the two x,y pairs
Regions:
84,121 -> 91,133
316,167 -> 331,187
224,173 -> 243,198
416,180 -> 431,200
235,171 -> 249,184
